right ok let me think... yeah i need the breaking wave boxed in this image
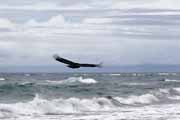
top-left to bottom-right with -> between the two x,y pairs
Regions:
114,94 -> 159,105
158,73 -> 177,76
109,74 -> 121,76
0,78 -> 6,81
114,87 -> 180,105
164,79 -> 180,82
17,77 -> 97,86
0,94 -> 115,117
24,73 -> 31,77
45,77 -> 98,85
1,87 -> 180,117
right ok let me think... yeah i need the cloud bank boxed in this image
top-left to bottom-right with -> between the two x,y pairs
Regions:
0,0 -> 179,10
0,0 -> 179,71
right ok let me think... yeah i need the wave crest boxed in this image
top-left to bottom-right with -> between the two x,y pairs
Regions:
0,78 -> 6,81
164,79 -> 180,82
0,94 -> 115,117
114,94 -> 159,105
1,88 -> 180,117
45,77 -> 98,85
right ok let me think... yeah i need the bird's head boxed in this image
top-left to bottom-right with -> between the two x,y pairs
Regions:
53,54 -> 59,60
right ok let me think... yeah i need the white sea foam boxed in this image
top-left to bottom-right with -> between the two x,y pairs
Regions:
114,94 -> 159,105
58,104 -> 180,120
45,77 -> 98,85
157,88 -> 180,100
130,73 -> 146,77
124,82 -> 148,86
1,103 -> 180,120
158,73 -> 170,76
24,74 -> 31,77
0,78 -> 5,81
114,87 -> 180,105
77,77 -> 97,84
0,93 -> 161,118
158,73 -> 178,76
173,88 -> 180,92
1,89 -> 180,120
164,79 -> 180,82
19,82 -> 34,85
1,88 -> 180,117
0,94 -> 115,117
109,74 -> 121,76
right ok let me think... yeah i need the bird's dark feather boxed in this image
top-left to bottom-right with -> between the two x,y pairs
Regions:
53,54 -> 102,69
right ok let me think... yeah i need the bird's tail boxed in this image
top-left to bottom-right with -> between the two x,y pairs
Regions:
97,62 -> 103,68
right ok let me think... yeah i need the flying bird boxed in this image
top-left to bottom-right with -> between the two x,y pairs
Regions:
53,54 -> 102,69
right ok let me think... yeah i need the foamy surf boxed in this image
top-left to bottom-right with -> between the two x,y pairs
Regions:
45,77 -> 98,85
164,79 -> 180,82
0,94 -> 115,117
109,74 -> 121,76
0,73 -> 180,120
1,87 -> 180,116
0,78 -> 6,81
0,94 -> 156,117
1,88 -> 180,120
113,87 -> 180,105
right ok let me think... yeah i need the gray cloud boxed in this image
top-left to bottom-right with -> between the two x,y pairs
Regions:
0,0 -> 179,69
0,0 -> 179,10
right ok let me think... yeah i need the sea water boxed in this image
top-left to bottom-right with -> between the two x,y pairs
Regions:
0,73 -> 180,120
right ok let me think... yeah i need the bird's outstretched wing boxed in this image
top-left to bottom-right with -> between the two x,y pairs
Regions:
53,54 -> 75,65
53,54 -> 102,69
80,62 -> 102,68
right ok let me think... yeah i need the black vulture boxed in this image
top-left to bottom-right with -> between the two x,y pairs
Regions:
53,54 -> 102,69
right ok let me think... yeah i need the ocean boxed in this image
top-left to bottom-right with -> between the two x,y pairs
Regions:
0,73 -> 180,120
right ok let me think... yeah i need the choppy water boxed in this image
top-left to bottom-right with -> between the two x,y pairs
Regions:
0,73 -> 180,120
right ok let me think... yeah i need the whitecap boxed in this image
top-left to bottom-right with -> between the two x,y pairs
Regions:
24,74 -> 31,77
19,82 -> 34,85
45,77 -> 98,85
2,87 -> 180,119
123,82 -> 148,86
0,78 -> 5,81
109,74 -> 121,76
0,94 -> 115,117
1,90 -> 180,119
164,79 -> 180,82
114,94 -> 159,105
158,73 -> 170,76
77,77 -> 97,84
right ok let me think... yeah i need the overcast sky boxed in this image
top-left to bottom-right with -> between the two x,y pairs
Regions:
0,0 -> 180,72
